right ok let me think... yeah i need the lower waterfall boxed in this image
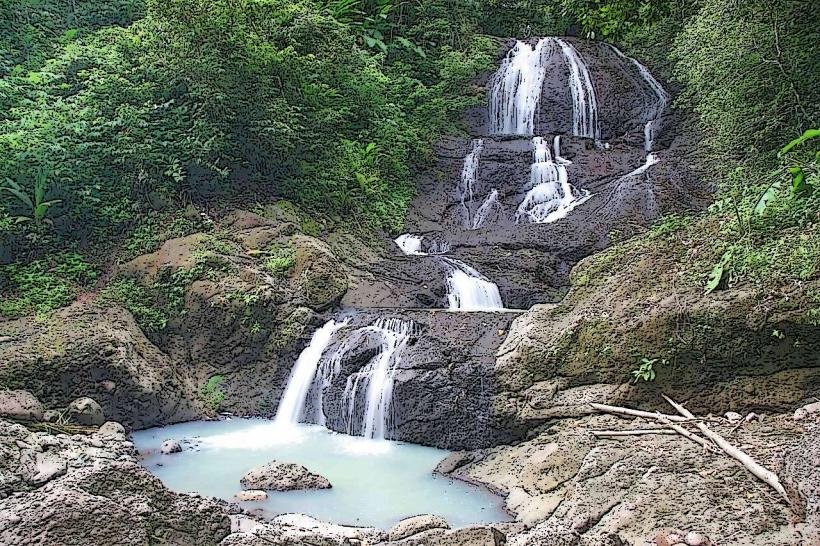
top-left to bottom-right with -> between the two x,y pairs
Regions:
340,318 -> 414,440
443,257 -> 505,311
274,319 -> 348,427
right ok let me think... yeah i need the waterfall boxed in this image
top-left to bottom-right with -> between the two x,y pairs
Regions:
394,234 -> 449,256
459,139 -> 483,205
443,257 -> 504,311
488,38 -> 599,139
488,39 -> 552,135
516,136 -> 591,224
395,234 -> 504,310
555,38 -> 599,140
341,318 -> 414,440
608,45 -> 669,151
471,189 -> 502,230
274,319 -> 348,427
394,234 -> 425,256
614,152 -> 660,183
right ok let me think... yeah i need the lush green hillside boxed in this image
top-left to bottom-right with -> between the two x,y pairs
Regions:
1,0 -> 817,320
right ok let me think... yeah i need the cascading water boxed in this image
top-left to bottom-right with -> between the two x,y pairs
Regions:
274,319 -> 348,427
394,234 -> 449,256
488,38 -> 599,140
459,139 -> 483,206
394,233 -> 505,310
488,38 -> 552,135
555,38 -> 600,140
607,45 -> 669,152
443,257 -> 504,311
471,189 -> 502,230
516,135 -> 591,224
394,234 -> 425,256
340,318 -> 414,440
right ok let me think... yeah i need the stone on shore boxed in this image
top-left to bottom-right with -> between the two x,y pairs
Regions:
67,397 -> 105,426
0,391 -> 44,422
389,515 -> 450,541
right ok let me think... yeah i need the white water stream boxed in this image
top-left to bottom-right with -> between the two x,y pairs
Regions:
394,235 -> 505,311
274,319 -> 348,428
488,38 -> 552,135
555,38 -> 600,139
488,38 -> 600,139
607,45 -> 669,151
516,135 -> 591,224
340,318 -> 413,440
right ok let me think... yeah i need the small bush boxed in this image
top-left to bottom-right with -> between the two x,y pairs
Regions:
119,213 -> 200,263
263,243 -> 296,278
0,252 -> 96,317
99,278 -> 168,332
201,375 -> 226,412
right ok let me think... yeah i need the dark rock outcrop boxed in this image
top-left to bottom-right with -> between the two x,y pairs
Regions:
0,304 -> 200,430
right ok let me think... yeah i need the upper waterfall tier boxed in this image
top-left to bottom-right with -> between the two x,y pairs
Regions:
475,37 -> 670,141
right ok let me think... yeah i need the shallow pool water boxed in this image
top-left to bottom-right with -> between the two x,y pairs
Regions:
132,419 -> 510,529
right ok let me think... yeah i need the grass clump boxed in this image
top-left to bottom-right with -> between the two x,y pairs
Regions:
263,243 -> 296,278
201,375 -> 226,413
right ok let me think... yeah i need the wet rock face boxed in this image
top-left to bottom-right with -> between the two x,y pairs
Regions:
315,310 -> 520,450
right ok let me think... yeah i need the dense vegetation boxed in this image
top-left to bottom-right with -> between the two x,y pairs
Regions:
1,0 -> 818,320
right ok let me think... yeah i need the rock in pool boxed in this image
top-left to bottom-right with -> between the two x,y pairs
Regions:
240,460 -> 332,491
160,439 -> 182,454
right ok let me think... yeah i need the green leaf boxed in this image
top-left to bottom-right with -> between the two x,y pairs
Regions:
753,180 -> 781,215
788,166 -> 807,194
705,251 -> 732,294
780,129 -> 820,155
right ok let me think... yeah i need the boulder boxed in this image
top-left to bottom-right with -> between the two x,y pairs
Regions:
240,460 -> 331,491
0,462 -> 231,545
67,397 -> 105,426
0,391 -> 44,422
97,421 -> 126,438
387,525 -> 505,545
160,440 -> 182,455
0,303 -> 200,430
389,515 -> 450,541
234,490 -> 268,502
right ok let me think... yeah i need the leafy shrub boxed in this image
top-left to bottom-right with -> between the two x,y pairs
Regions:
263,243 -> 296,277
99,278 -> 168,332
119,213 -> 201,263
201,375 -> 226,412
631,357 -> 659,383
0,252 -> 96,317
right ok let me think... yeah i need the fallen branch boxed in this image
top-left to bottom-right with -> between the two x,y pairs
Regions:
590,402 -> 690,422
656,416 -> 718,453
590,402 -> 718,452
593,429 -> 677,438
662,394 -> 789,503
